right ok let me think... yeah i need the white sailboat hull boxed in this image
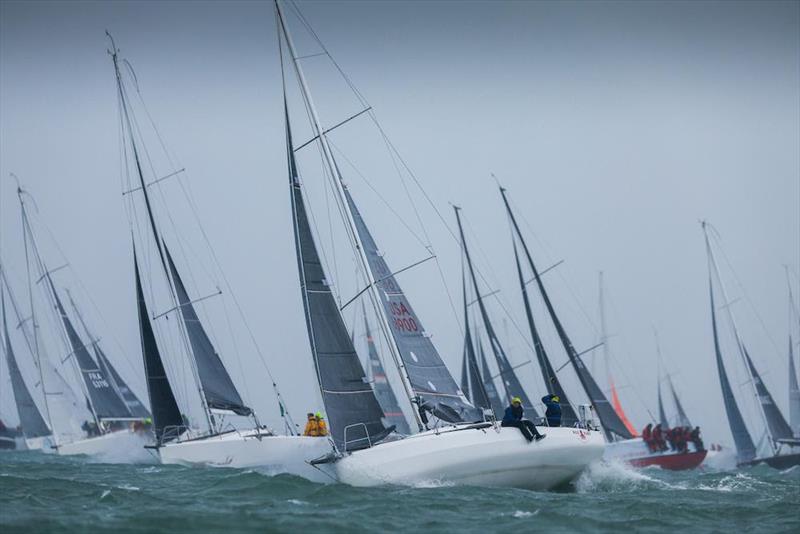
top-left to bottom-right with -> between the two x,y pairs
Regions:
329,424 -> 604,490
56,428 -> 153,459
23,435 -> 57,453
156,429 -> 333,483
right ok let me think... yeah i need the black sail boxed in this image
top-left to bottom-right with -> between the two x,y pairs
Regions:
135,256 -> 183,442
742,345 -> 793,442
46,277 -> 130,420
709,281 -> 756,463
287,109 -> 390,451
667,376 -> 692,428
164,247 -> 251,417
454,207 -> 538,417
461,273 -> 492,411
657,380 -> 669,428
345,191 -> 480,424
2,291 -> 50,438
478,337 -> 506,415
512,239 -> 579,426
363,305 -> 411,435
499,187 -> 630,440
95,344 -> 151,419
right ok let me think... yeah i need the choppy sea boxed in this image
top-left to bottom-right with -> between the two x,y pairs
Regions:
1,449 -> 798,533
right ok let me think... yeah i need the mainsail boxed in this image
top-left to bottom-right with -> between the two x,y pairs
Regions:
790,338 -> 800,437
511,239 -> 578,426
454,206 -> 537,416
165,247 -> 251,417
1,288 -> 50,438
742,345 -> 793,443
135,256 -> 183,442
46,276 -> 131,420
460,273 -> 491,411
362,304 -> 411,435
287,109 -> 390,452
709,280 -> 756,463
345,192 -> 479,423
499,187 -> 630,440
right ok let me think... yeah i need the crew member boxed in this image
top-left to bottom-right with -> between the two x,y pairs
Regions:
652,423 -> 667,452
501,397 -> 545,442
642,423 -> 655,452
690,426 -> 704,451
541,394 -> 562,427
303,413 -> 320,437
314,412 -> 328,437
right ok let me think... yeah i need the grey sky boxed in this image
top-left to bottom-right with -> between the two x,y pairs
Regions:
1,1 -> 798,446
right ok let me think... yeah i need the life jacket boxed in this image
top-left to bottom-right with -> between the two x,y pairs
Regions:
642,426 -> 652,441
303,419 -> 320,437
316,419 -> 328,437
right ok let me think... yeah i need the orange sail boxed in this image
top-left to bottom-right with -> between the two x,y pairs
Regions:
610,379 -> 639,437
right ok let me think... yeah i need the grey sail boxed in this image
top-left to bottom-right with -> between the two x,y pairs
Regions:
461,273 -> 492,411
46,276 -> 130,420
709,280 -> 756,463
478,337 -> 506,415
790,338 -> 800,437
742,345 -> 793,442
363,304 -> 411,435
657,380 -> 669,428
287,107 -> 390,451
668,376 -> 692,428
512,238 -> 579,426
1,290 -> 50,438
95,345 -> 151,419
164,246 -> 251,417
499,187 -> 629,440
344,190 -> 480,424
460,343 -> 470,401
135,255 -> 183,442
454,206 -> 538,417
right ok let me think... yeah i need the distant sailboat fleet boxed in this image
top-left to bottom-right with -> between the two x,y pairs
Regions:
1,0 -> 798,490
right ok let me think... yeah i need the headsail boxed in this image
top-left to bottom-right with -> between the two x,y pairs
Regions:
790,338 -> 800,437
499,187 -> 630,440
610,380 -> 638,437
345,192 -> 479,423
287,109 -> 389,452
362,303 -> 411,435
454,206 -> 537,416
95,345 -> 151,419
657,380 -> 669,428
1,288 -> 50,438
135,255 -> 183,442
512,238 -> 578,426
709,280 -> 756,463
461,272 -> 491,411
742,345 -> 793,442
477,337 -> 505,415
46,276 -> 130,420
164,246 -> 251,417
667,375 -> 692,428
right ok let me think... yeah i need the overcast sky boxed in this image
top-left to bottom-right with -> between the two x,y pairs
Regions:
1,0 -> 798,448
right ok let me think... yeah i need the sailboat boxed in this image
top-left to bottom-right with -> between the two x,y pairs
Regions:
788,276 -> 800,439
11,186 -> 150,456
277,0 -> 603,490
703,222 -> 800,469
106,35 -> 331,477
498,185 -> 706,470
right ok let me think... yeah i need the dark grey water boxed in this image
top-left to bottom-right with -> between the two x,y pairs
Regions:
1,451 -> 798,533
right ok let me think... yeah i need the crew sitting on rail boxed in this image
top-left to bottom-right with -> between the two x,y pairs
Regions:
541,394 -> 562,427
642,423 -> 656,452
690,426 -> 704,451
501,397 -> 545,442
314,412 -> 328,437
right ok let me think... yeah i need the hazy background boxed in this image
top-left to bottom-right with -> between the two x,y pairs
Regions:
1,0 -> 798,447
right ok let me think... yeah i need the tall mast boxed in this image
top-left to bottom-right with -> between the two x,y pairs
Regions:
109,35 -> 213,433
703,223 -> 774,452
274,0 -> 422,430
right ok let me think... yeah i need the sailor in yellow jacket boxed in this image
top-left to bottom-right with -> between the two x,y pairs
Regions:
303,412 -> 329,437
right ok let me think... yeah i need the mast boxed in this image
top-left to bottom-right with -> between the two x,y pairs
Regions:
703,223 -> 777,452
274,0 -> 422,430
109,35 -> 213,433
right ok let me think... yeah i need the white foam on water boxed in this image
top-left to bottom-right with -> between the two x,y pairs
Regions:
512,510 -> 539,518
696,473 -> 760,493
287,499 -> 309,506
89,433 -> 157,465
410,478 -> 455,489
117,484 -> 140,491
577,459 -> 681,492
99,490 -> 111,500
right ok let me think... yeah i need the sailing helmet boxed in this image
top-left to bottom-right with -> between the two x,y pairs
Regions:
315,412 -> 324,419
511,396 -> 522,405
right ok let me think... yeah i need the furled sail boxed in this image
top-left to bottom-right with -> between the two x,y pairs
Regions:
345,191 -> 480,424
287,110 -> 390,451
164,246 -> 251,417
790,338 -> 800,437
742,345 -> 793,442
95,344 -> 151,419
46,276 -> 130,420
362,304 -> 411,435
135,256 -> 183,442
499,187 -> 630,440
454,206 -> 537,417
1,289 -> 50,438
512,239 -> 578,426
477,337 -> 505,415
709,281 -> 756,463
668,376 -> 692,428
461,274 -> 491,411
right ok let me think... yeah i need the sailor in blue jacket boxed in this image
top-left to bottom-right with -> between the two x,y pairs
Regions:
501,397 -> 545,442
542,394 -> 562,427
